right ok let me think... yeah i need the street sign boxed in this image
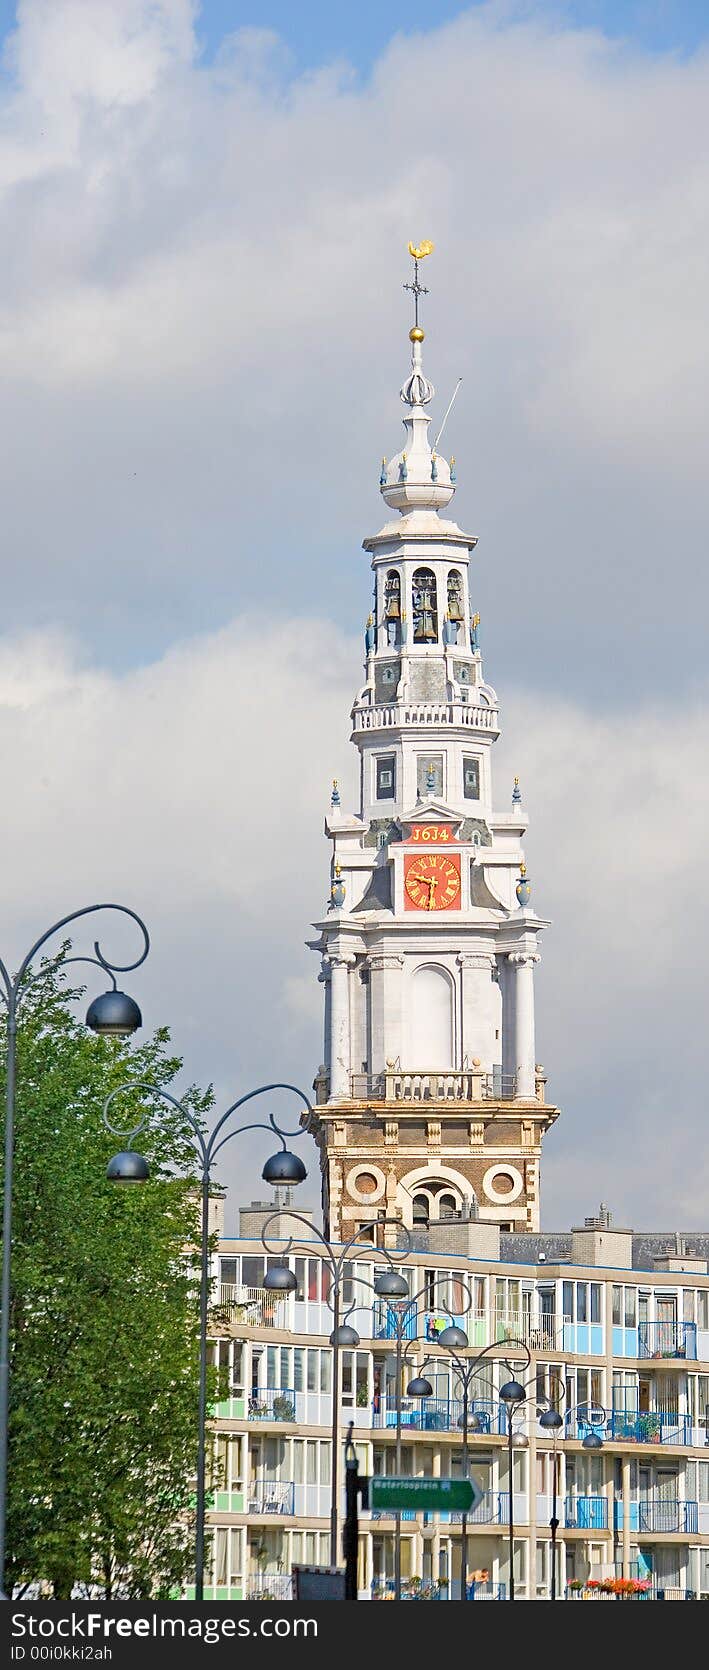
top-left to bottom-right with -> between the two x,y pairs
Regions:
370,1475 -> 482,1513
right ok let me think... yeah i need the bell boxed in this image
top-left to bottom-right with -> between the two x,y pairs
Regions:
385,596 -> 400,619
448,599 -> 463,621
420,617 -> 437,640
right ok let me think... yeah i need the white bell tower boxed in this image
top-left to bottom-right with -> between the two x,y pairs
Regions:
308,245 -> 560,1242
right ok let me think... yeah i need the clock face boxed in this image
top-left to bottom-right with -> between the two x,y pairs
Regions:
404,851 -> 461,911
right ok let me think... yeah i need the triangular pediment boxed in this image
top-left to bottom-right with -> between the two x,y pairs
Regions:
397,799 -> 465,839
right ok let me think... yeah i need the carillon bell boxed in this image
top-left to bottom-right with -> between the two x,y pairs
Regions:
385,596 -> 400,619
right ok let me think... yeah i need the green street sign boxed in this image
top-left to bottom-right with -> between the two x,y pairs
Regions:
370,1476 -> 482,1513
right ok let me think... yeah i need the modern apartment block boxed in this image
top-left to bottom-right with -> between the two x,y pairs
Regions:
203,1211 -> 709,1601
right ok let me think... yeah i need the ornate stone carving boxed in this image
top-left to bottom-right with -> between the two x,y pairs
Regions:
384,1120 -> 399,1146
468,1120 -> 485,1147
426,1121 -> 441,1147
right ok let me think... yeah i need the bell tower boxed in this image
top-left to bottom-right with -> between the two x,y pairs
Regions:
308,244 -> 560,1243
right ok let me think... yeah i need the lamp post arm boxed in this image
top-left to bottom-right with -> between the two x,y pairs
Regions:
14,904 -> 150,995
102,1080 -> 210,1171
207,1084 -> 313,1165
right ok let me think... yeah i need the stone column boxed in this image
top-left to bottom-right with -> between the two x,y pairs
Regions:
367,954 -> 403,1075
508,952 -> 540,1099
457,952 -> 494,1068
319,959 -> 331,1077
328,955 -> 354,1102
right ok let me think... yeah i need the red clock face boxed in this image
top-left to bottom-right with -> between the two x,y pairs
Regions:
404,851 -> 461,911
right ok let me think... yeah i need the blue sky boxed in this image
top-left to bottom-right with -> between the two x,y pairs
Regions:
1,2 -> 709,74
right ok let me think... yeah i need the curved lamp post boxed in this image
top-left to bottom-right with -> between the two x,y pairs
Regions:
409,1330 -> 530,1602
539,1396 -> 605,1599
104,1080 -> 311,1602
261,1214 -> 408,1569
0,902 -> 150,1600
341,1267 -> 470,1599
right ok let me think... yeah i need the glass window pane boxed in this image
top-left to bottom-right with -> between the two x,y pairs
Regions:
612,1286 -> 622,1325
563,1281 -> 573,1320
590,1284 -> 601,1324
625,1289 -> 637,1326
576,1284 -> 587,1323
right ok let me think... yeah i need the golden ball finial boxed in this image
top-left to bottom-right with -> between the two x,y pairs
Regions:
409,325 -> 425,342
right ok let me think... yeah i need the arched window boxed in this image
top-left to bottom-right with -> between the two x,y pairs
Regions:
413,1195 -> 430,1228
412,568 -> 438,642
438,1194 -> 458,1221
447,570 -> 464,621
383,570 -> 401,647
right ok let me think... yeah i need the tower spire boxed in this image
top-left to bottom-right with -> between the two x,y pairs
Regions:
403,240 -> 434,332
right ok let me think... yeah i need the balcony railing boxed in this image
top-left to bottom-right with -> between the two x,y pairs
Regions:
567,1407 -> 692,1447
638,1322 -> 697,1361
216,1284 -> 288,1328
352,700 -> 500,735
564,1495 -> 608,1530
372,1304 -> 567,1351
245,1574 -> 294,1601
247,1482 -> 295,1516
371,1396 -> 505,1435
610,1503 -> 700,1536
370,1578 -> 506,1601
350,1067 -> 517,1103
247,1388 -> 299,1422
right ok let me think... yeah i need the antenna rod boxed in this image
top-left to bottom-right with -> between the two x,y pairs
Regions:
433,378 -> 462,451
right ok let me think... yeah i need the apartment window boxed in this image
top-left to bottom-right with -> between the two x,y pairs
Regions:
590,1284 -> 601,1324
612,1285 -> 622,1326
563,1281 -> 573,1320
376,755 -> 396,800
463,757 -> 480,800
576,1284 -> 588,1323
699,1291 -> 709,1330
625,1289 -> 637,1327
683,1289 -> 695,1323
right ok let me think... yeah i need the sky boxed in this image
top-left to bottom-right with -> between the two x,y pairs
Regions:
1,0 -> 709,1232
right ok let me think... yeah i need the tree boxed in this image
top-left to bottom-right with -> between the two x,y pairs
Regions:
1,953 -> 216,1598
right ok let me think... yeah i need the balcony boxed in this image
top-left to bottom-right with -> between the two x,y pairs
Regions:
247,1388 -> 300,1423
370,1578 -> 506,1601
372,1304 -> 567,1352
247,1482 -> 295,1516
614,1499 -> 699,1534
245,1575 -> 294,1601
352,699 -> 500,736
638,1322 -> 697,1361
564,1495 -> 608,1530
216,1284 -> 288,1328
349,1066 -> 520,1103
566,1408 -> 692,1447
371,1395 -> 504,1434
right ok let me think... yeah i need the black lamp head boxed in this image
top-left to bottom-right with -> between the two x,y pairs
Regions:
262,1149 -> 307,1186
87,990 -> 142,1037
407,1376 -> 433,1398
437,1324 -> 468,1350
539,1407 -> 563,1431
582,1431 -> 603,1450
106,1149 -> 149,1183
500,1378 -> 526,1405
263,1265 -> 298,1293
330,1324 -> 361,1347
373,1270 -> 409,1299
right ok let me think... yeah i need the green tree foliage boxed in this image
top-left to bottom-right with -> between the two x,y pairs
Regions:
1,954 -> 215,1598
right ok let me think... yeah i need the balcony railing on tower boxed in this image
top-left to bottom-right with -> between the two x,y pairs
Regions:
348,1067 -> 524,1102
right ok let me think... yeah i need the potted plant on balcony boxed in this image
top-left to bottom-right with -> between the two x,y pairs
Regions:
638,1412 -> 661,1443
272,1394 -> 295,1421
356,1385 -> 370,1408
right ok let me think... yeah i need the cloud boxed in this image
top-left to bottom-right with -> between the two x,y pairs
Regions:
0,2 -> 707,1227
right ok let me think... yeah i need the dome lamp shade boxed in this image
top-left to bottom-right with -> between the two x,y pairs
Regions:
407,1376 -> 433,1398
263,1265 -> 298,1293
373,1270 -> 409,1299
437,1325 -> 468,1351
262,1149 -> 307,1186
106,1150 -> 149,1183
330,1324 -> 361,1347
87,990 -> 142,1036
499,1379 -> 526,1404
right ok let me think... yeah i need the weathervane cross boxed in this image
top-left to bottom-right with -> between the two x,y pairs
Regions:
404,240 -> 434,329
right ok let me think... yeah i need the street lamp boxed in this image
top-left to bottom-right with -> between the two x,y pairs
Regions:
498,1353 -> 534,1602
104,1079 -> 310,1602
539,1398 -> 605,1599
0,902 -> 149,1600
261,1213 -> 408,1570
409,1330 -> 530,1602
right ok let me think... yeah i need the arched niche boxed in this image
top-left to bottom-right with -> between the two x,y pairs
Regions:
407,963 -> 455,1068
